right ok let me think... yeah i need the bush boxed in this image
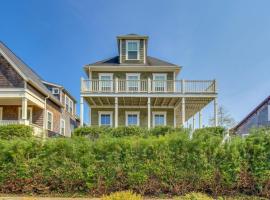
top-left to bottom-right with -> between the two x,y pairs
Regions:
150,125 -> 176,136
0,124 -> 33,139
72,126 -> 110,140
109,126 -> 147,137
175,192 -> 213,200
101,191 -> 142,200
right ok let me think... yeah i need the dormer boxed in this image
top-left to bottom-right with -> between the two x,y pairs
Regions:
117,34 -> 148,64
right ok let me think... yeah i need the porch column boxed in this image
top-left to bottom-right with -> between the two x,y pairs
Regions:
21,97 -> 28,125
80,96 -> 84,127
199,111 -> 202,129
115,97 -> 118,128
147,97 -> 151,129
181,97 -> 185,126
214,98 -> 218,127
192,116 -> 195,130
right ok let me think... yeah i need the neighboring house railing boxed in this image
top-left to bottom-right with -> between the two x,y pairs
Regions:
81,79 -> 216,94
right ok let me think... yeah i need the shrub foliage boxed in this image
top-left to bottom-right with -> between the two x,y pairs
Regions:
0,124 -> 33,139
0,127 -> 269,198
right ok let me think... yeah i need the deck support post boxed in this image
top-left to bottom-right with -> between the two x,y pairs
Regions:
214,98 -> 218,127
192,116 -> 195,130
80,96 -> 84,127
115,97 -> 118,128
22,97 -> 28,125
181,97 -> 185,127
199,111 -> 202,128
147,97 -> 151,129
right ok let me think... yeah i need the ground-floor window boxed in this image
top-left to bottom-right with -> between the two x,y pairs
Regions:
60,118 -> 65,135
152,111 -> 167,127
125,111 -> 140,126
99,111 -> 113,127
47,111 -> 53,131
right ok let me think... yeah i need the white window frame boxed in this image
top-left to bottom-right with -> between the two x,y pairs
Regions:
126,73 -> 140,92
65,95 -> 74,115
47,111 -> 53,131
98,73 -> 113,92
0,107 -> 2,120
52,88 -> 60,95
152,111 -> 167,127
153,73 -> 167,92
126,40 -> 140,60
18,107 -> 33,123
60,118 -> 65,135
125,111 -> 140,126
98,111 -> 113,127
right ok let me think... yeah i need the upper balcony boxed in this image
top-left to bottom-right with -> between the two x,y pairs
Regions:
81,78 -> 217,96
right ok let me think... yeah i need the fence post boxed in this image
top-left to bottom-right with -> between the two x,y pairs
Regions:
148,77 -> 151,93
115,77 -> 118,93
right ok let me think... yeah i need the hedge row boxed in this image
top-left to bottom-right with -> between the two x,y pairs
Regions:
0,124 -> 33,139
0,127 -> 269,198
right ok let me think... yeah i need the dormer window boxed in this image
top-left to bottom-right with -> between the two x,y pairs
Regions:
52,88 -> 60,95
126,40 -> 139,60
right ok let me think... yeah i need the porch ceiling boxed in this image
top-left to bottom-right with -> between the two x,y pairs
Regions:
0,97 -> 41,107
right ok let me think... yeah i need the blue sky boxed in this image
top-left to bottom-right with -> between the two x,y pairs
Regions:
1,0 -> 270,125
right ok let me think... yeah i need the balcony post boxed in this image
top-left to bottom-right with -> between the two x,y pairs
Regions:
214,98 -> 218,127
199,111 -> 202,128
115,97 -> 118,128
115,78 -> 118,93
181,97 -> 185,126
80,96 -> 84,127
147,97 -> 151,129
181,79 -> 185,93
148,77 -> 151,93
21,97 -> 29,125
192,116 -> 195,130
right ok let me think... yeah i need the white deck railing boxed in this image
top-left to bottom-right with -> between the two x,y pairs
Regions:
0,120 -> 20,125
81,79 -> 216,94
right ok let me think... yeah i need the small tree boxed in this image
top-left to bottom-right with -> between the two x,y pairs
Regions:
209,105 -> 236,129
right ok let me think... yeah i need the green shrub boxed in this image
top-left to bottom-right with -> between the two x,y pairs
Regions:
175,192 -> 213,200
0,124 -> 33,139
72,126 -> 110,139
101,191 -> 142,200
109,126 -> 147,137
150,125 -> 175,136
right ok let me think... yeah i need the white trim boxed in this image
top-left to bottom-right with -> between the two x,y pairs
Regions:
119,40 -> 122,64
153,73 -> 167,92
98,111 -> 113,127
126,73 -> 141,92
47,110 -> 53,131
98,73 -> 113,92
18,107 -> 33,123
126,40 -> 140,60
60,118 -> 65,135
152,111 -> 167,127
65,94 -> 74,115
143,39 -> 146,64
0,107 -> 2,120
52,88 -> 60,95
125,111 -> 140,126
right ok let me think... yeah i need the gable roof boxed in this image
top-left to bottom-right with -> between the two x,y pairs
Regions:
233,95 -> 270,132
0,41 -> 62,106
117,34 -> 149,39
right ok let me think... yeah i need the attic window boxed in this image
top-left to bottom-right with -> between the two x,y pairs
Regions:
126,40 -> 139,60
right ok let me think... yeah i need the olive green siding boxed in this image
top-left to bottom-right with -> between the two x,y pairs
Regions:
92,72 -> 174,80
91,108 -> 174,127
120,39 -> 145,64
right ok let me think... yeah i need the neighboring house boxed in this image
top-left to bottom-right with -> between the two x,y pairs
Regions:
0,41 -> 79,137
233,95 -> 270,135
80,34 -> 218,128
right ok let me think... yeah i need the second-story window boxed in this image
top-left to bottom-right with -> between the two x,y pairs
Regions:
126,73 -> 140,92
65,95 -> 73,115
99,73 -> 113,92
126,40 -> 139,60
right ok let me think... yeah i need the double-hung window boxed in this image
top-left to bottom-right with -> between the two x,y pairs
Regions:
99,111 -> 113,127
153,112 -> 166,127
47,111 -> 53,131
126,40 -> 139,60
126,111 -> 140,126
126,73 -> 140,92
65,95 -> 73,115
60,119 -> 65,135
99,73 -> 113,92
153,73 -> 167,92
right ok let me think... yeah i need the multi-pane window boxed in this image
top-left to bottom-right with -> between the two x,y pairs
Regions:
126,112 -> 139,126
65,95 -> 73,114
99,73 -> 113,92
47,111 -> 53,131
153,112 -> 166,127
60,119 -> 65,135
126,40 -> 139,60
99,112 -> 112,127
126,73 -> 140,91
153,73 -> 167,92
